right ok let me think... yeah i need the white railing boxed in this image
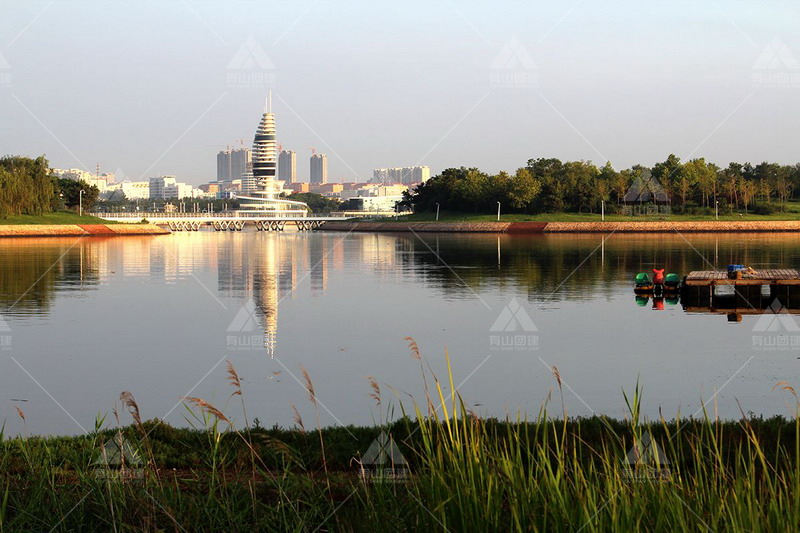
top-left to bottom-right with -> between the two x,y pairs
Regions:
91,212 -> 352,219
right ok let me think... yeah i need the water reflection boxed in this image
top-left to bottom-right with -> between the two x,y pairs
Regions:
3,232 -> 800,312
5,231 -> 800,435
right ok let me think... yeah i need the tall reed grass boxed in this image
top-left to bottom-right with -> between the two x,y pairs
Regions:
0,344 -> 798,531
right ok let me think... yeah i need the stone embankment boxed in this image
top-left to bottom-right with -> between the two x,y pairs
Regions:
0,224 -> 171,237
318,220 -> 800,233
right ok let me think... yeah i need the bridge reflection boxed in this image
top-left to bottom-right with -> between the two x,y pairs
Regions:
4,232 -> 800,351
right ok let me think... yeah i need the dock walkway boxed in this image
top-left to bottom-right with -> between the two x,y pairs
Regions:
684,269 -> 800,287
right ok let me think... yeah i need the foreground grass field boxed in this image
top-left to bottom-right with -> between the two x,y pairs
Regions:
0,211 -> 116,225
1,349 -> 798,531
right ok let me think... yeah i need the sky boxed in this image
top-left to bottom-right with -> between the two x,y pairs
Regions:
1,0 -> 799,186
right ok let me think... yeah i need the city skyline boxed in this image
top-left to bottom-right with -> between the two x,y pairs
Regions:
3,2 -> 799,186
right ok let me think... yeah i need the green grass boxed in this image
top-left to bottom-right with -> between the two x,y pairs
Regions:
0,211 -> 117,225
399,201 -> 800,222
1,349 -> 798,531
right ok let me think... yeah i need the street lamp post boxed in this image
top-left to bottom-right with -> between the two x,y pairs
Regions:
497,201 -> 501,222
715,200 -> 719,221
79,190 -> 85,217
436,203 -> 440,221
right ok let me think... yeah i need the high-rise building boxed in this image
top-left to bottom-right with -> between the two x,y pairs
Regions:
149,176 -> 177,199
217,148 -> 251,181
310,153 -> 328,184
279,150 -> 297,183
236,93 -> 309,216
230,148 -> 251,181
217,150 -> 231,181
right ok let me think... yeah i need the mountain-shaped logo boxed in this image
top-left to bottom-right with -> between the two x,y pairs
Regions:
227,298 -> 262,332
112,167 -> 128,182
93,433 -> 142,467
624,430 -> 670,467
753,37 -> 800,70
490,298 -> 537,332
0,52 -> 10,69
0,313 -> 10,332
490,37 -> 537,70
228,36 -> 275,70
361,431 -> 409,468
753,299 -> 800,332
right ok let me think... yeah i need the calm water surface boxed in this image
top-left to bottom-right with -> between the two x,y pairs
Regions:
1,230 -> 799,436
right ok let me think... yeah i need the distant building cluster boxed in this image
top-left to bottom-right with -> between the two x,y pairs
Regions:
52,168 -> 208,201
51,168 -> 116,194
371,166 -> 430,186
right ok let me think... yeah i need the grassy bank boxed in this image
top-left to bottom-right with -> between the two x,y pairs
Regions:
2,351 -> 799,531
0,211 -> 116,225
400,201 -> 800,222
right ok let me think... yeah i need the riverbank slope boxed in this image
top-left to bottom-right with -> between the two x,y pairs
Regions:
0,223 -> 170,237
320,220 -> 800,233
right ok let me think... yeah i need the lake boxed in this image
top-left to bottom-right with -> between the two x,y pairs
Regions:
1,230 -> 799,436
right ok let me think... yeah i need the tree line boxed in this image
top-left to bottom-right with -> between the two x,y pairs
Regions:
404,155 -> 800,215
0,155 -> 99,218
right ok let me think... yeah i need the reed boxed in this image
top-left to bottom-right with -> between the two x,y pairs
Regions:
0,353 -> 798,531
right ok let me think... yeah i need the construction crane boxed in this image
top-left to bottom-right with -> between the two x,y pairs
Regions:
308,146 -> 317,156
234,139 -> 248,149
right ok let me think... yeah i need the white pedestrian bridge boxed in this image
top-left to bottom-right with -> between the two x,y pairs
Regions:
92,211 -> 360,231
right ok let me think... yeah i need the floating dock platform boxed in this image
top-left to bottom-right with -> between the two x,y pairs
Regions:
684,269 -> 800,287
682,269 -> 800,311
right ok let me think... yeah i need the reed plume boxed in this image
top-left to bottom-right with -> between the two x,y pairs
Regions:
226,360 -> 242,397
405,336 -> 434,414
183,397 -> 231,426
290,404 -> 305,434
298,365 -> 331,501
119,391 -> 155,474
300,365 -> 316,405
367,376 -> 381,407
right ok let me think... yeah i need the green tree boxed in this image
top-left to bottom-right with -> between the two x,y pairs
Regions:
504,168 -> 541,211
0,155 -> 55,218
54,178 -> 100,212
652,154 -> 682,204
281,192 -> 341,213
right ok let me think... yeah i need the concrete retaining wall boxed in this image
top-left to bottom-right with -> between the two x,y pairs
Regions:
0,224 -> 170,237
318,220 -> 800,234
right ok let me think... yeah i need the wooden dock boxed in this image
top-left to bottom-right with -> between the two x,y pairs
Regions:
684,269 -> 800,287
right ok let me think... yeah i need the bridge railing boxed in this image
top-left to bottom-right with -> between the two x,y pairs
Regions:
90,212 -> 353,219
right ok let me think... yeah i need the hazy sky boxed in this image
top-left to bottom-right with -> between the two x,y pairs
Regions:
1,1 -> 799,185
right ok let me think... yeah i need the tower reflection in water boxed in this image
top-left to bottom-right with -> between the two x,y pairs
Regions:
217,233 -> 339,358
0,232 -> 401,360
